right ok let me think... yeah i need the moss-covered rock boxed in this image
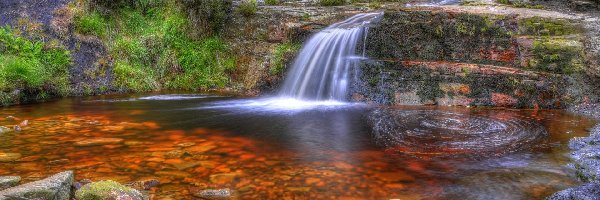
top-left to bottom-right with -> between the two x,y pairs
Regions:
75,180 -> 145,200
0,176 -> 20,190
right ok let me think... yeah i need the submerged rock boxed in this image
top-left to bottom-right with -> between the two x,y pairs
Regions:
0,171 -> 73,200
546,182 -> 600,200
75,180 -> 145,200
192,188 -> 233,200
0,153 -> 21,162
0,126 -> 12,134
74,138 -> 124,147
0,176 -> 20,190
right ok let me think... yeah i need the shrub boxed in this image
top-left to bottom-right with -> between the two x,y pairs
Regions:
320,0 -> 345,6
238,0 -> 258,17
265,0 -> 280,5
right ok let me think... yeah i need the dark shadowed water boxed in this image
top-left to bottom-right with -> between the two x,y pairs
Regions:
0,93 -> 596,199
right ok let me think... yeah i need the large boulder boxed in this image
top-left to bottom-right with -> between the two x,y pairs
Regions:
75,180 -> 145,200
0,176 -> 20,190
0,171 -> 73,200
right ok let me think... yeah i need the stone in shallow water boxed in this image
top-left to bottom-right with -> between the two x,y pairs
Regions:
0,126 -> 12,134
75,180 -> 144,200
0,176 -> 20,190
192,188 -> 233,200
209,173 -> 239,184
0,171 -> 73,200
74,138 -> 124,147
0,153 -> 21,162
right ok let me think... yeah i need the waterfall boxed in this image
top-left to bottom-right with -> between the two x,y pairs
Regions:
279,12 -> 383,101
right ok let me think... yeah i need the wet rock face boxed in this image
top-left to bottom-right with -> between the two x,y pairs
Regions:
366,108 -> 548,157
0,171 -> 73,200
352,10 -> 599,108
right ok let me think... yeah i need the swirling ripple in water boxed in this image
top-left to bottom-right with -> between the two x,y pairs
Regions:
368,109 -> 548,157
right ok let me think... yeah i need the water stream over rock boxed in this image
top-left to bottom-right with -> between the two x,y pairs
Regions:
279,13 -> 383,101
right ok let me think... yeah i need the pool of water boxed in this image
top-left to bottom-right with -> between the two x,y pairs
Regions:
0,93 -> 596,199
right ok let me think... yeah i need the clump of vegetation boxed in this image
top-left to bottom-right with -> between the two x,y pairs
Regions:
75,0 -> 236,92
238,0 -> 258,17
270,42 -> 301,75
320,0 -> 345,6
265,0 -> 280,5
74,11 -> 106,38
519,17 -> 580,36
0,26 -> 71,105
530,39 -> 584,74
180,0 -> 233,39
496,0 -> 543,9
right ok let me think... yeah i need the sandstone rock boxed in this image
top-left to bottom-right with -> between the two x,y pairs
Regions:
192,188 -> 233,200
0,153 -> 21,162
0,171 -> 73,200
75,180 -> 145,200
74,138 -> 124,147
0,176 -> 20,190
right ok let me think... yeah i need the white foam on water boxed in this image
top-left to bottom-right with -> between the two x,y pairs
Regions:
199,97 -> 364,113
138,94 -> 215,100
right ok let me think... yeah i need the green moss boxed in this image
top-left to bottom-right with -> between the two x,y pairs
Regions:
270,42 -> 300,75
75,180 -> 135,200
320,0 -> 345,6
529,38 -> 584,74
519,17 -> 581,36
238,0 -> 258,17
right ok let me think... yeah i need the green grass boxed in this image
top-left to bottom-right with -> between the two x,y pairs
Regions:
238,0 -> 258,17
320,0 -> 346,6
0,26 -> 71,105
77,0 -> 236,92
270,43 -> 300,75
74,11 -> 106,37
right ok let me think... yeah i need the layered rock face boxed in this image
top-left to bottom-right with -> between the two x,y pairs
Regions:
351,9 -> 599,108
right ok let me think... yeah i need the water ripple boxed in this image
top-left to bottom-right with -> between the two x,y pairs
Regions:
368,109 -> 548,157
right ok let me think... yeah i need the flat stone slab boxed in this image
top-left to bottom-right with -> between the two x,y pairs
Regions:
0,171 -> 73,200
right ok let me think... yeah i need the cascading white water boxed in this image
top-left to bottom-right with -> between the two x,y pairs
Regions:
279,13 -> 383,101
